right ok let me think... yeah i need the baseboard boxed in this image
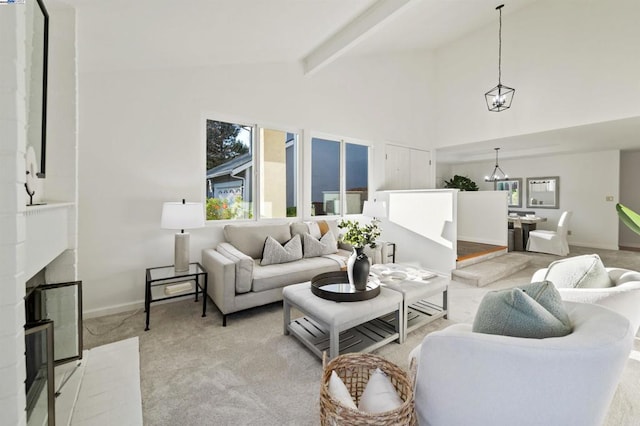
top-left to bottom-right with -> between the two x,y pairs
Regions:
570,242 -> 619,251
83,300 -> 145,319
83,293 -> 205,319
619,245 -> 640,252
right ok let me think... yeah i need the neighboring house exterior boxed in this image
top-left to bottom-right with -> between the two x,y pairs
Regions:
206,152 -> 252,202
206,136 -> 298,218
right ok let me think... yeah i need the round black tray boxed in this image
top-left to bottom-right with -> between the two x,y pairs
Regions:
311,271 -> 380,302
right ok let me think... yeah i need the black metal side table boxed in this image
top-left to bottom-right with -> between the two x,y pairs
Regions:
144,262 -> 207,330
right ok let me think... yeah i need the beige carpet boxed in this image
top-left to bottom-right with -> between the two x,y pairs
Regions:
83,247 -> 640,425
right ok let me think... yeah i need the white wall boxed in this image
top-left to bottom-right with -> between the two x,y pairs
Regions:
457,191 -> 508,246
377,189 -> 457,276
434,0 -> 640,147
443,150 -> 620,250
76,7 -> 437,314
619,150 -> 640,248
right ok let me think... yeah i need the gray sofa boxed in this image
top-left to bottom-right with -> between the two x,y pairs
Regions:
202,220 -> 359,326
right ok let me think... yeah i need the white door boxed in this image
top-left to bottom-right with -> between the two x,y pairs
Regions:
385,144 -> 431,189
410,148 -> 431,189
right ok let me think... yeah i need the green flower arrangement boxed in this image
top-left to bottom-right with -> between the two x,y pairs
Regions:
338,219 -> 381,248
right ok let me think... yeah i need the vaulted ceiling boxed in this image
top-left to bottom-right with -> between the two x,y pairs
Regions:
55,0 -> 539,72
52,0 -> 640,161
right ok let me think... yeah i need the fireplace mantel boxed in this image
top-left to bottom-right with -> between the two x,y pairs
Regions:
24,202 -> 75,280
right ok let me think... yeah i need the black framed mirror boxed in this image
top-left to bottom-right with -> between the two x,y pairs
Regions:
26,0 -> 49,178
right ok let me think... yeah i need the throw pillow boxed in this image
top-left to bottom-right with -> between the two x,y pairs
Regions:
290,222 -> 310,238
303,232 -> 338,258
260,234 -> 302,266
544,254 -> 613,289
472,281 -> 573,339
358,368 -> 403,413
328,371 -> 357,410
306,221 -> 322,239
317,220 -> 330,236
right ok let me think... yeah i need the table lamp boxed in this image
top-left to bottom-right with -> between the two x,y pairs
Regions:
363,200 -> 387,221
161,199 -> 205,272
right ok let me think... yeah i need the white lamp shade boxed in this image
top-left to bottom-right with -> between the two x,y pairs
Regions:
363,200 -> 387,219
161,202 -> 205,230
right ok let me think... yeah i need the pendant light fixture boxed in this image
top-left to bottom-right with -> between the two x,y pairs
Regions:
485,4 -> 515,112
484,147 -> 509,182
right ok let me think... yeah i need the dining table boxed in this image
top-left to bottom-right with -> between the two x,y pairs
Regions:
508,215 -> 547,251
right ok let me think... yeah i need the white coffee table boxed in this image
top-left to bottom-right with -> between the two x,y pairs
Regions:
371,264 -> 449,343
283,282 -> 403,360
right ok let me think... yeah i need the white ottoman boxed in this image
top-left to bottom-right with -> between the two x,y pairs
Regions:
283,282 -> 403,359
371,264 -> 449,342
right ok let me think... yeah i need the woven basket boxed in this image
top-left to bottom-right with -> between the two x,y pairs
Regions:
319,353 -> 416,426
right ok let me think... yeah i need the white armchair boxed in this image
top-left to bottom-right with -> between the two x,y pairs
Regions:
409,302 -> 634,426
532,266 -> 640,333
527,210 -> 572,256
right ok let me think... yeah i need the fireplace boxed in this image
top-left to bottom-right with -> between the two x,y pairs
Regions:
24,280 -> 83,425
24,321 -> 54,425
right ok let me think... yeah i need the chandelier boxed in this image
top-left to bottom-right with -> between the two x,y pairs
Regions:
485,4 -> 515,112
484,148 -> 509,182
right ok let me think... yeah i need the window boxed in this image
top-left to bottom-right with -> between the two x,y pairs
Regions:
311,136 -> 369,216
206,119 -> 254,220
205,119 -> 298,221
345,143 -> 369,214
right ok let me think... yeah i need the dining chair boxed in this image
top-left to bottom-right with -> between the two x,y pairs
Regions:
526,211 -> 572,256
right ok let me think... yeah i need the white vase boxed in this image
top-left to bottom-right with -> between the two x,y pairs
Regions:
347,248 -> 357,287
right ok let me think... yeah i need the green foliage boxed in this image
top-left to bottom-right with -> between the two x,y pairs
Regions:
338,219 -> 380,248
206,196 -> 251,220
616,203 -> 640,236
443,175 -> 479,191
206,120 -> 250,170
286,206 -> 297,217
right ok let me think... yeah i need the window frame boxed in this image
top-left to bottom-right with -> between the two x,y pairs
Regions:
307,131 -> 372,219
202,113 -> 303,223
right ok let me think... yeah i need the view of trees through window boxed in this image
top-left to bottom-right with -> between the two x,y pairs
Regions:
206,119 -> 298,220
206,120 -> 253,220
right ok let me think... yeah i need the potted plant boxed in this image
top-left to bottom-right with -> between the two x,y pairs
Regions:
338,220 -> 381,290
443,175 -> 479,191
338,219 -> 381,249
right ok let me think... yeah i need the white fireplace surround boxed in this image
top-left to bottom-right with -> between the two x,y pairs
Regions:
25,203 -> 76,281
1,2 -> 79,424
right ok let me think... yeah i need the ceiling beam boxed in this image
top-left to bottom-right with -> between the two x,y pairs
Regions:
302,0 -> 412,76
